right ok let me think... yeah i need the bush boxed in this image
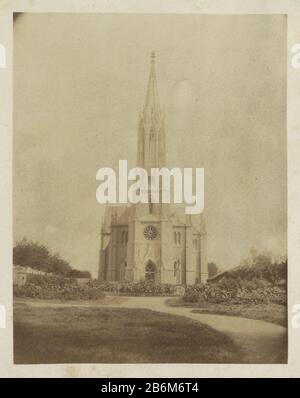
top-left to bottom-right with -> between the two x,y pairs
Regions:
14,275 -> 105,301
183,281 -> 286,306
86,280 -> 178,296
190,254 -> 287,306
13,275 -> 179,299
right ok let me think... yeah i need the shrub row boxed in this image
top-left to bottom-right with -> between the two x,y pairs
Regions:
88,280 -> 179,296
13,275 -> 179,299
183,279 -> 286,305
14,275 -> 105,301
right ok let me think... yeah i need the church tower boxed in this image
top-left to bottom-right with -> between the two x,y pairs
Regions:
137,51 -> 165,170
98,53 -> 208,285
125,52 -> 175,284
134,52 -> 167,219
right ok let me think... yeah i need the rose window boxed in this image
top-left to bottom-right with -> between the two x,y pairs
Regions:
144,225 -> 158,240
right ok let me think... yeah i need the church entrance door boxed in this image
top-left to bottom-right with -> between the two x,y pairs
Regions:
145,261 -> 156,283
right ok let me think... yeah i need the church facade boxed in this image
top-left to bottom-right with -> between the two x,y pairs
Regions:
98,54 -> 208,285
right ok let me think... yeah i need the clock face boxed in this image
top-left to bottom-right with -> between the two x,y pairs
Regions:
143,225 -> 158,240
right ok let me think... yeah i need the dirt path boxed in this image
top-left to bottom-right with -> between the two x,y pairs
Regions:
107,296 -> 287,363
15,296 -> 287,363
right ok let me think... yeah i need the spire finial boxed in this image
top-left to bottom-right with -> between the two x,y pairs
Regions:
143,51 -> 160,122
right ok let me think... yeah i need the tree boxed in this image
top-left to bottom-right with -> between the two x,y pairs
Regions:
13,238 -> 90,278
208,262 -> 218,277
234,251 -> 287,284
67,269 -> 91,279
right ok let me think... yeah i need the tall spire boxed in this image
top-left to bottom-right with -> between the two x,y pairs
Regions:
143,51 -> 161,122
137,52 -> 165,169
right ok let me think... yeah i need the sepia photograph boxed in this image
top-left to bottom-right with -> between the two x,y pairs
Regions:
12,12 -> 287,365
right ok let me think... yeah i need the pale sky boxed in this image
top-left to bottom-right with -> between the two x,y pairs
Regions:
14,13 -> 287,277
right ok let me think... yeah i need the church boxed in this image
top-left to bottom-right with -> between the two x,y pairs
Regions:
98,53 -> 208,285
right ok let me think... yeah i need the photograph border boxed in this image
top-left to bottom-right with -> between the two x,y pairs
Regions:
0,0 -> 299,378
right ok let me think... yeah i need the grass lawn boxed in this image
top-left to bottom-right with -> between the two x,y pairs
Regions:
14,302 -> 241,364
166,299 -> 287,327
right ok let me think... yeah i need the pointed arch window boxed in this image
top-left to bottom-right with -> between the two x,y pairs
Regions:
145,261 -> 156,283
148,176 -> 153,214
150,129 -> 155,141
174,260 -> 181,283
121,231 -> 128,245
173,261 -> 178,277
178,232 -> 181,245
